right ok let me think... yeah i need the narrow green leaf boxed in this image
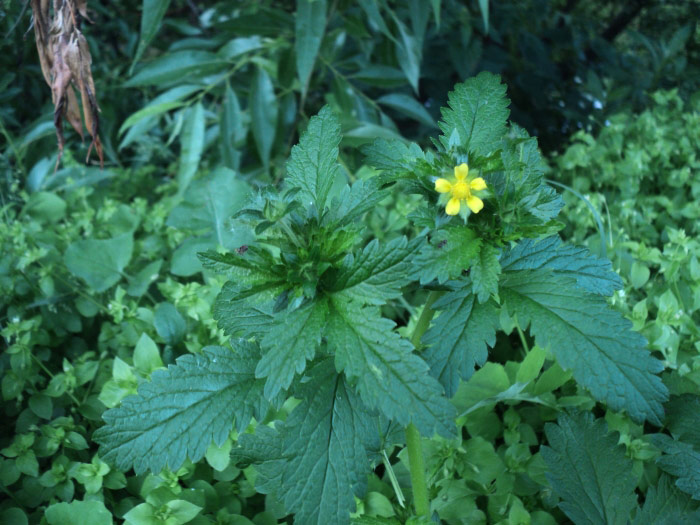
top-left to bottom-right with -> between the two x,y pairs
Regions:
501,269 -> 667,424
177,102 -> 205,194
328,300 -> 456,438
295,0 -> 327,97
250,66 -> 278,168
438,72 -> 510,157
64,233 -> 133,292
247,361 -> 377,525
651,434 -> 700,500
541,412 -> 638,525
256,300 -> 328,399
220,83 -> 244,170
285,105 -> 341,210
478,0 -> 489,33
95,344 -> 275,474
422,285 -> 499,397
392,15 -> 421,93
118,101 -> 184,137
126,51 -> 226,87
130,0 -> 172,73
377,93 -> 436,128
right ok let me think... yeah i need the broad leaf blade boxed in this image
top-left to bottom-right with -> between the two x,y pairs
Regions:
95,344 -> 275,474
632,474 -> 700,524
130,0 -> 172,73
499,236 -> 622,296
295,0 -> 327,98
541,412 -> 638,525
64,233 -> 133,292
286,106 -> 341,210
328,300 -> 455,438
327,237 -> 420,305
245,361 -> 377,525
422,285 -> 499,397
501,269 -> 667,424
470,244 -> 500,303
412,228 -> 482,284
256,300 -> 329,399
438,72 -> 509,156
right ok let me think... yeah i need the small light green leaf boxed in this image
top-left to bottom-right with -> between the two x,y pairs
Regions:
153,303 -> 186,346
295,0 -> 327,97
133,333 -> 163,375
377,93 -> 436,128
630,262 -> 650,289
205,438 -> 232,471
285,105 -> 341,210
130,0 -> 172,73
177,102 -> 205,194
515,345 -> 547,384
45,500 -> 113,525
127,259 -> 162,297
541,412 -> 638,525
328,300 -> 456,438
166,500 -> 202,524
250,66 -> 278,168
64,233 -> 133,292
22,191 -> 66,223
95,344 -> 275,474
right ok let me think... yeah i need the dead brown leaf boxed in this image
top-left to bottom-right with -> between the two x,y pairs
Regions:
31,0 -> 103,170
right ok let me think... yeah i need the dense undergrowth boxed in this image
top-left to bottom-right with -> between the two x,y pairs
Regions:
1,2 -> 700,524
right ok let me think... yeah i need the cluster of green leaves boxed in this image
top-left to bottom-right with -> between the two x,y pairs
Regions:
92,72 -> 692,524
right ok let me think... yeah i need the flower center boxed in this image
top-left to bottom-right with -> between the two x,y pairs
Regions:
452,181 -> 470,199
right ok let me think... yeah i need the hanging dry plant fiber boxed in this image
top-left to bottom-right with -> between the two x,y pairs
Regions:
31,0 -> 103,170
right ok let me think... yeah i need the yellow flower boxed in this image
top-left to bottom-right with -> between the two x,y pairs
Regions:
435,163 -> 487,216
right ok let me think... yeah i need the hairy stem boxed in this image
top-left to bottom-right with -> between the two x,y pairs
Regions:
405,290 -> 441,517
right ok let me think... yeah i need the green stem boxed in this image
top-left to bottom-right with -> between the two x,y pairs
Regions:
405,290 -> 442,517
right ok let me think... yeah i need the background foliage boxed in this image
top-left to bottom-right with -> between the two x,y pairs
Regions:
1,0 -> 699,524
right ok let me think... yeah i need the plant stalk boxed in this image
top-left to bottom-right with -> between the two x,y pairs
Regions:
405,290 -> 441,517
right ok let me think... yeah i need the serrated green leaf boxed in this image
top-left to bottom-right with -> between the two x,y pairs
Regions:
664,395 -> 700,449
651,434 -> 700,500
501,269 -> 667,424
412,228 -> 482,284
95,344 -> 275,474
324,178 -> 389,227
632,474 -> 700,525
177,102 -> 205,194
256,300 -> 328,399
213,282 -> 279,339
541,412 -> 638,525
422,285 -> 499,397
328,300 -> 455,437
361,138 -> 425,183
471,244 -> 501,303
286,106 -> 341,210
250,66 -> 278,168
130,0 -> 172,73
438,72 -> 509,156
249,361 -> 377,525
326,237 -> 420,305
64,233 -> 133,292
499,236 -> 622,296
295,0 -> 327,97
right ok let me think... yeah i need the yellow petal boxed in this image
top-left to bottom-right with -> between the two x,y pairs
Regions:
445,197 -> 461,215
454,163 -> 469,181
470,177 -> 487,191
466,195 -> 484,214
434,178 -> 452,193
